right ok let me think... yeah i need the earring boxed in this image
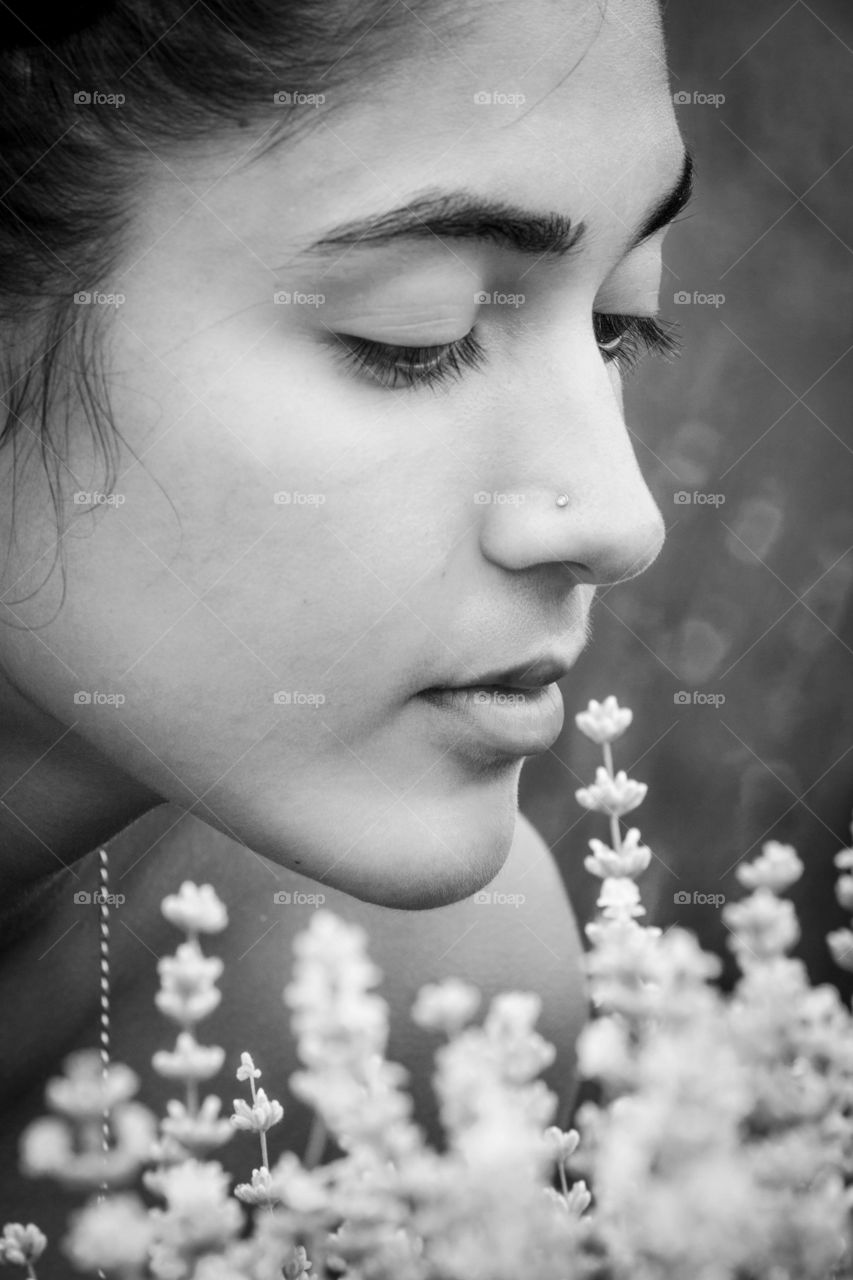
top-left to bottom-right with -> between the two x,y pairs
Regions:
96,844 -> 112,1265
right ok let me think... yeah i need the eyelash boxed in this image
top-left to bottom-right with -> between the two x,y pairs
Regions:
333,312 -> 681,392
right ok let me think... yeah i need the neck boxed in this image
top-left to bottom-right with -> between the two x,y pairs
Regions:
0,671 -> 162,897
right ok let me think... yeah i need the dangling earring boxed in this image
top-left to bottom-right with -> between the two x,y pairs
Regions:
96,844 -> 112,1270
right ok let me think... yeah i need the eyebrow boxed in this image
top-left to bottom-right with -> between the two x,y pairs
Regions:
303,150 -> 693,262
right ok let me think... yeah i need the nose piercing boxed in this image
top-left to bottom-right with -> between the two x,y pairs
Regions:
556,493 -> 569,508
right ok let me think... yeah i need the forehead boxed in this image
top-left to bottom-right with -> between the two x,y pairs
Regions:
135,0 -> 680,274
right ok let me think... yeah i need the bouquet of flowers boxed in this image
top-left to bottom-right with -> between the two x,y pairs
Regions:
5,697 -> 853,1280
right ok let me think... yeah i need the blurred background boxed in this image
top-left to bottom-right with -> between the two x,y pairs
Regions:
523,0 -> 853,991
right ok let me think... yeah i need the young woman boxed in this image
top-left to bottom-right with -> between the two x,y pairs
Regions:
0,0 -> 691,1250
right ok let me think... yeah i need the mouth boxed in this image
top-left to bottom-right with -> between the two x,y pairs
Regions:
416,652 -> 580,758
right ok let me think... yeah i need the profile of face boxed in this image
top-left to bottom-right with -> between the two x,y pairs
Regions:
0,0 -> 685,909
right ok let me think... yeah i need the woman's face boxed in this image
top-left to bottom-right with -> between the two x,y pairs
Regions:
0,0 -> 684,907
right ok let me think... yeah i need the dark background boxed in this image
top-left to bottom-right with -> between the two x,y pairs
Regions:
522,0 -> 853,991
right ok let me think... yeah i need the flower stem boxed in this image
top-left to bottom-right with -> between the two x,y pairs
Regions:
558,1162 -> 570,1201
602,742 -> 622,852
304,1111 -> 327,1170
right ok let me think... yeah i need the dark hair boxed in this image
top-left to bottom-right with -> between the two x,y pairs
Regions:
0,0 -> 452,605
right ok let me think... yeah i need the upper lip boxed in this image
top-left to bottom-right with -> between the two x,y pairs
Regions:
425,652 -> 580,692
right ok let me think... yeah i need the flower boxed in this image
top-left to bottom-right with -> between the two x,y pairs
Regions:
411,979 -> 482,1034
44,1049 -> 139,1119
836,874 -> 853,912
735,841 -> 804,893
575,696 -> 633,745
585,827 -> 652,879
827,928 -> 853,972
156,941 -> 223,1025
234,1165 -> 280,1206
235,1052 -> 261,1082
575,767 -> 647,817
596,876 -> 646,920
723,889 -> 800,961
230,1088 -> 284,1133
543,1126 -> 581,1167
152,1032 -> 225,1082
63,1194 -> 152,1272
0,1223 -> 47,1266
283,1245 -> 313,1280
161,881 -> 228,934
160,1095 -> 234,1155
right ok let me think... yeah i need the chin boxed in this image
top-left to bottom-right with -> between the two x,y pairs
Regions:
231,784 -> 520,911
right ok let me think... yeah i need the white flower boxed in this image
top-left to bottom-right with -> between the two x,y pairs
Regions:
234,1165 -> 279,1206
827,928 -> 853,972
837,875 -> 853,912
576,767 -> 647,817
0,1223 -> 47,1266
597,876 -> 646,920
155,941 -> 223,1025
152,1032 -> 225,1081
722,889 -> 800,960
269,1151 -> 331,1213
161,881 -> 228,934
575,696 -> 634,745
63,1194 -> 152,1271
19,1115 -> 71,1176
543,1126 -> 581,1167
235,1051 -> 261,1082
585,827 -> 652,879
230,1087 -> 284,1133
736,841 -> 804,893
411,979 -> 482,1034
45,1049 -> 139,1119
160,1094 -> 234,1154
143,1159 -> 243,1248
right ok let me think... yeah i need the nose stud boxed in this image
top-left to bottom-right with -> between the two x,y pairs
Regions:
555,493 -> 569,508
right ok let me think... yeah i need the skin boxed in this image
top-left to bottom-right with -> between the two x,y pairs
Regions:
0,0 -> 681,912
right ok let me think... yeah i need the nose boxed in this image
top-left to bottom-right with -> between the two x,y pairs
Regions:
477,359 -> 666,587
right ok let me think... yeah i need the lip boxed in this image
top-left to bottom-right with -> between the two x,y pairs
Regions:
417,681 -> 566,758
428,652 -> 580,692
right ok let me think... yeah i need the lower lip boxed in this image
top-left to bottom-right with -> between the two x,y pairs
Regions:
417,682 -> 565,757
